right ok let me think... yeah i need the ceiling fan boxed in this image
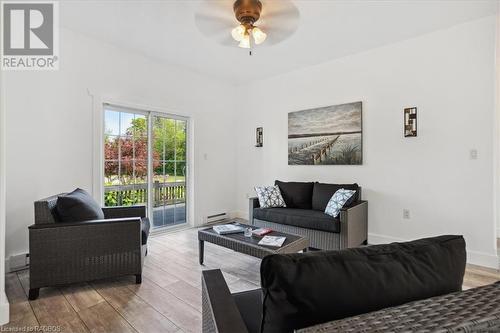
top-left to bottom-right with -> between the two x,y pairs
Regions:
195,0 -> 300,55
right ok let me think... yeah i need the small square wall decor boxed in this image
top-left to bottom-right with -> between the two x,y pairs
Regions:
256,127 -> 263,147
404,107 -> 417,137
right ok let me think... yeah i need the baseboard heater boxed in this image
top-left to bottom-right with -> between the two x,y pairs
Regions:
205,213 -> 228,225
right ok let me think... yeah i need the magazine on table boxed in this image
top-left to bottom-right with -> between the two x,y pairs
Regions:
212,224 -> 244,235
258,236 -> 286,247
252,228 -> 273,236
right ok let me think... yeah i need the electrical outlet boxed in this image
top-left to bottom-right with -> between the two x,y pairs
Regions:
403,209 -> 410,219
470,149 -> 478,160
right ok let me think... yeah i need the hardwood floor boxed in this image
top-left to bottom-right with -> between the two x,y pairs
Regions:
2,228 -> 499,332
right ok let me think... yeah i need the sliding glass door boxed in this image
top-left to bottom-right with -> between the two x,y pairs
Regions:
151,115 -> 187,228
103,105 -> 188,230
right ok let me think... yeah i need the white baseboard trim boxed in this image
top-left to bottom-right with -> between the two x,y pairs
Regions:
368,233 -> 499,269
467,250 -> 499,269
0,292 -> 9,325
231,210 -> 247,220
368,233 -> 403,244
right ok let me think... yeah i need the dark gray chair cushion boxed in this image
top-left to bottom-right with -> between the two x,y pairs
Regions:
253,208 -> 340,233
56,188 -> 104,222
141,217 -> 150,245
259,235 -> 466,333
311,182 -> 359,211
274,180 -> 314,209
233,289 -> 263,333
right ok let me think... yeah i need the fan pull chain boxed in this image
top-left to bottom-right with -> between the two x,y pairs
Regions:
249,32 -> 253,56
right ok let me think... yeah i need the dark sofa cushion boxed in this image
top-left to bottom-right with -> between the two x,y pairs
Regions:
274,181 -> 314,209
233,289 -> 263,333
260,235 -> 466,333
312,182 -> 359,211
141,217 -> 150,245
56,188 -> 104,222
253,208 -> 340,233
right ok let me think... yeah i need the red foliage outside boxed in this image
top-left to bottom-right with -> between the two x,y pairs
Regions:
104,136 -> 160,181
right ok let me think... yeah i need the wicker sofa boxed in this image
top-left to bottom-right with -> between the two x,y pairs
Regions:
201,235 -> 500,333
28,194 -> 149,300
249,181 -> 367,250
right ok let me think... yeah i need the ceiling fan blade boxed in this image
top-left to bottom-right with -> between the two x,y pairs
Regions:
257,0 -> 300,45
195,13 -> 236,41
194,0 -> 239,43
220,34 -> 236,46
261,1 -> 300,19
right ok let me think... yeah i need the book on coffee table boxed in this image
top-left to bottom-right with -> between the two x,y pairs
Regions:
252,228 -> 273,236
213,224 -> 244,235
258,236 -> 286,247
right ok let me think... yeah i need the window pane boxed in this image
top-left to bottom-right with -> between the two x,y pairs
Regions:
104,135 -> 119,160
163,119 -> 175,161
133,114 -> 147,137
165,162 -> 175,182
104,161 -> 119,185
176,120 -> 187,161
120,112 -> 135,136
152,117 -> 164,160
119,136 -> 134,160
134,136 -> 148,161
105,110 -> 120,136
175,162 -> 186,182
104,161 -> 119,207
120,159 -> 134,184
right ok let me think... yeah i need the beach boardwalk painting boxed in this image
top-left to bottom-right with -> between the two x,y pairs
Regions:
288,102 -> 362,165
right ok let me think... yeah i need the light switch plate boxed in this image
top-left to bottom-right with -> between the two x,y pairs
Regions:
470,149 -> 478,160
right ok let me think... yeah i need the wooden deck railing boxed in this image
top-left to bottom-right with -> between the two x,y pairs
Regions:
104,181 -> 186,207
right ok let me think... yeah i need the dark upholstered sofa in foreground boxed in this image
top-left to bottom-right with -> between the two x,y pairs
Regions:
201,235 -> 500,333
28,194 -> 150,300
249,181 -> 367,250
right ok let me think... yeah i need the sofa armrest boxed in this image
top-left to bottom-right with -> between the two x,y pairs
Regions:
28,216 -> 142,229
202,269 -> 249,333
102,205 -> 146,219
339,201 -> 368,249
249,197 -> 260,225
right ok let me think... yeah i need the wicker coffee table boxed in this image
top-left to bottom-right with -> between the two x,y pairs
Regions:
198,222 -> 309,264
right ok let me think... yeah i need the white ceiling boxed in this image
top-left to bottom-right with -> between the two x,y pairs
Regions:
60,0 -> 498,84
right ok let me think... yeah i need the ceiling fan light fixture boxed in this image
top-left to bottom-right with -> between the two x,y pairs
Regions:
231,24 -> 246,42
238,32 -> 251,48
251,27 -> 267,45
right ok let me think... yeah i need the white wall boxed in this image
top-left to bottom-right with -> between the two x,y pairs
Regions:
497,10 -> 500,237
235,16 -> 499,268
4,27 -> 238,260
0,41 -> 10,324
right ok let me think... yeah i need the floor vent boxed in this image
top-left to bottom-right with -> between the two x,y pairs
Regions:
205,213 -> 228,225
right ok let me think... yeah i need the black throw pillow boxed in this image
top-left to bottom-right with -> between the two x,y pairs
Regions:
260,235 -> 466,333
311,182 -> 359,211
274,180 -> 314,209
56,188 -> 104,222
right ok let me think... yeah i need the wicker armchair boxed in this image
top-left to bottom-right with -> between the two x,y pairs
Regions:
28,194 -> 149,300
